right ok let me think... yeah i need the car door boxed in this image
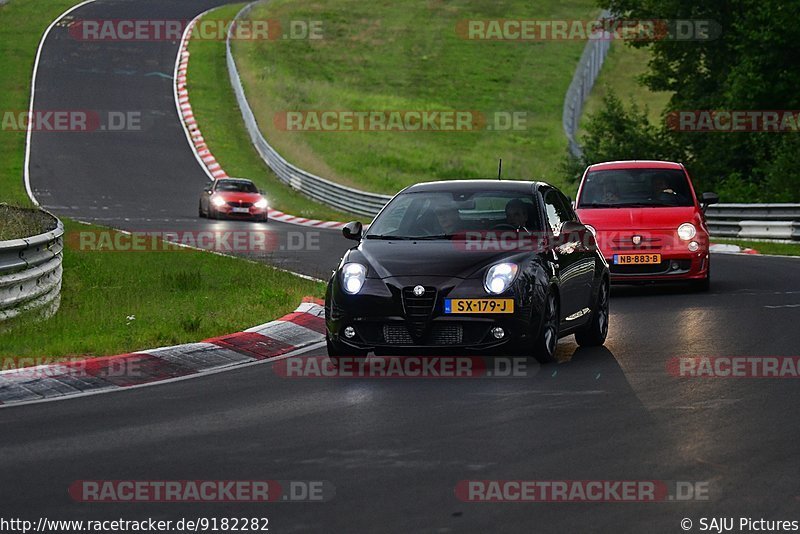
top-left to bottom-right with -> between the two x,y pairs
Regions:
556,189 -> 596,316
542,188 -> 589,321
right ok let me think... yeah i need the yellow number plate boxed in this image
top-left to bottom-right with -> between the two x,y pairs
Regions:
444,298 -> 514,314
613,253 -> 662,264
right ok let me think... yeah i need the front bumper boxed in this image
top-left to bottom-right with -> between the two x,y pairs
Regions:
213,205 -> 268,219
326,276 -> 540,354
606,250 -> 709,282
595,230 -> 710,283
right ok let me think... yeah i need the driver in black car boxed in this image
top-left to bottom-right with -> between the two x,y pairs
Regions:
504,198 -> 531,231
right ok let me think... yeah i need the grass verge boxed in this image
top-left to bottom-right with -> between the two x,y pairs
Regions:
579,41 -> 672,132
0,204 -> 57,240
0,220 -> 324,361
712,238 -> 800,257
0,0 -> 82,207
0,1 -> 325,364
231,0 -> 598,194
187,3 -> 358,222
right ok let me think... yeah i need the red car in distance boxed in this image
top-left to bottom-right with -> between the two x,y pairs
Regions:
574,160 -> 718,290
199,178 -> 269,222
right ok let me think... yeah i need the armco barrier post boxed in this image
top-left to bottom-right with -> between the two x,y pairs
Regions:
0,210 -> 63,323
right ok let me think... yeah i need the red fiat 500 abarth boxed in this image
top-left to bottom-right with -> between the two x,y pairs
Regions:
574,160 -> 718,290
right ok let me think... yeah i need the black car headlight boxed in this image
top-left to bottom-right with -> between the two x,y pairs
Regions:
341,263 -> 367,294
484,262 -> 519,295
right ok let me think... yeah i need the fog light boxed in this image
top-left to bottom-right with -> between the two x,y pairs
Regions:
688,241 -> 699,252
343,326 -> 356,339
491,327 -> 505,339
671,261 -> 680,270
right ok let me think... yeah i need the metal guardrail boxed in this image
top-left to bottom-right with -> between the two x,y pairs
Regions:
562,10 -> 612,159
225,5 -> 798,242
706,204 -> 800,241
226,3 -> 392,218
0,210 -> 63,322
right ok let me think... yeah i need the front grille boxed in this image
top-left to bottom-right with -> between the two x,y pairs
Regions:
402,287 -> 437,338
382,324 -> 463,345
226,201 -> 253,207
610,235 -> 663,251
430,324 -> 463,345
611,259 -> 691,275
383,324 -> 414,344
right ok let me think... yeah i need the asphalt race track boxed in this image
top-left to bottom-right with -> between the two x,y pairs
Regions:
11,1 -> 800,533
28,0 -> 350,280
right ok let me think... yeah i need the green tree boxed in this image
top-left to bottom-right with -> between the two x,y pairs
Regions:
586,0 -> 800,200
563,92 -> 682,184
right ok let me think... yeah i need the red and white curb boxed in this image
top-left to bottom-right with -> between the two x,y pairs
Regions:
0,298 -> 326,408
709,243 -> 760,255
174,16 -> 347,231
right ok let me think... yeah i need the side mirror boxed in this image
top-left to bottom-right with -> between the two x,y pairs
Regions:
342,221 -> 363,241
700,192 -> 719,206
560,220 -> 586,236
259,189 -> 266,195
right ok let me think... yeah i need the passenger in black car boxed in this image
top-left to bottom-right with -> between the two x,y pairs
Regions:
434,202 -> 463,234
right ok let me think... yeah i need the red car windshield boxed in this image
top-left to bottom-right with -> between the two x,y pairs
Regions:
215,181 -> 258,193
578,169 -> 694,208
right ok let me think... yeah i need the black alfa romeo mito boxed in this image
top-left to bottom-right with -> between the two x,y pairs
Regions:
325,180 -> 610,364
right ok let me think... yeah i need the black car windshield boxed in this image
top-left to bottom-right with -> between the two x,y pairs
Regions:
365,190 -> 542,239
215,181 -> 258,193
578,169 -> 695,208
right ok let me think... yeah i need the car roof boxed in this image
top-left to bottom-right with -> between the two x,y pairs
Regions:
586,160 -> 683,171
403,179 -> 547,194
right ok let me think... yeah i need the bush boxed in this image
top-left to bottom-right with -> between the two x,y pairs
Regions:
562,92 -> 682,185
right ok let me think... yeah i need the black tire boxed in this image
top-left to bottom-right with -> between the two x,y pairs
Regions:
198,202 -> 205,218
327,337 -> 368,367
575,277 -> 609,347
532,290 -> 560,364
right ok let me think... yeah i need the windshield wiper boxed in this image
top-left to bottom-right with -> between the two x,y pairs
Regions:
366,234 -> 454,240
407,234 -> 454,240
617,202 -> 675,207
579,202 -> 621,208
365,234 -> 414,240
